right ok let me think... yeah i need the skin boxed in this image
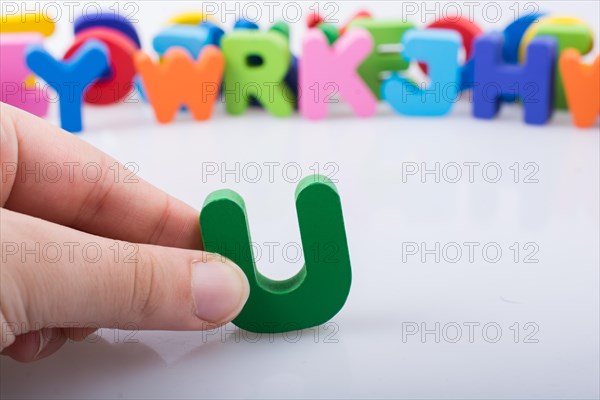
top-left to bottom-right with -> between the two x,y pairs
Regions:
0,103 -> 249,362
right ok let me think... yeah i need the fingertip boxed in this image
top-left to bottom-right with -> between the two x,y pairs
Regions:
1,328 -> 67,363
190,256 -> 250,325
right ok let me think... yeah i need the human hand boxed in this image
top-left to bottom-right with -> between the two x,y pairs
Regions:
0,103 -> 250,362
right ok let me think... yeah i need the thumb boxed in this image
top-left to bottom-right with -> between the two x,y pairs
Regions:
1,208 -> 250,351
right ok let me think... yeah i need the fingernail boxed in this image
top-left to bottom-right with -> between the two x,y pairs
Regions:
191,259 -> 249,323
34,328 -> 50,359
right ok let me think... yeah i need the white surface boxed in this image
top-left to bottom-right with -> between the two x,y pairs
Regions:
2,1 -> 600,399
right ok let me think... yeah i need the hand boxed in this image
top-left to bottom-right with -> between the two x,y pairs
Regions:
0,103 -> 249,362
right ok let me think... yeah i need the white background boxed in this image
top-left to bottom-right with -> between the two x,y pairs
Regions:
1,1 -> 599,399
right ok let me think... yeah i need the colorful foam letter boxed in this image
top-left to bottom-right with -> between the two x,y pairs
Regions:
502,12 -> 545,64
153,23 -> 224,58
472,33 -> 557,125
300,29 -> 376,119
74,11 -> 141,48
306,12 -> 324,28
339,10 -> 372,35
520,16 -> 594,109
420,16 -> 482,91
0,12 -> 55,36
134,46 -> 224,123
270,21 -> 290,38
382,29 -> 461,116
0,33 -> 49,117
317,23 -> 340,45
1,11 -> 55,105
500,12 -> 545,101
26,41 -> 109,132
269,22 -> 299,101
64,28 -> 137,105
221,30 -> 295,117
347,20 -> 415,99
234,18 -> 259,30
559,49 -> 600,128
200,175 -> 352,333
168,12 -> 215,25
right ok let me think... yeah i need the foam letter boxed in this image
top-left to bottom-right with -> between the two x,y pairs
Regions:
472,33 -> 557,125
0,12 -> 55,36
420,16 -> 482,91
221,30 -> 294,117
134,46 -> 224,123
502,12 -> 545,64
347,19 -> 414,99
26,41 -> 109,133
382,29 -> 461,116
63,28 -> 137,105
300,29 -> 376,119
500,12 -> 545,101
153,23 -> 224,58
559,49 -> 599,128
0,33 -> 49,117
520,16 -> 594,109
200,175 -> 352,333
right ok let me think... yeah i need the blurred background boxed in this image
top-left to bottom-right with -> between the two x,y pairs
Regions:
1,1 -> 599,399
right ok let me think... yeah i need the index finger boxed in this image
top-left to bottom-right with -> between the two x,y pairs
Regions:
0,103 -> 201,250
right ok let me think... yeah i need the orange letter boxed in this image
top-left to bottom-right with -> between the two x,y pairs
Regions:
135,46 -> 224,123
560,49 -> 600,128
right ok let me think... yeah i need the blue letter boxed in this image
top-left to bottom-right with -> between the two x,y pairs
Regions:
382,29 -> 461,116
26,40 -> 109,133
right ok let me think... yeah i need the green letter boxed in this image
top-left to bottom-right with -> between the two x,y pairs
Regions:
200,175 -> 352,333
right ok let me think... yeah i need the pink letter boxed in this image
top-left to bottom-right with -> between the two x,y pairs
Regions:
300,29 -> 376,119
0,33 -> 49,117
